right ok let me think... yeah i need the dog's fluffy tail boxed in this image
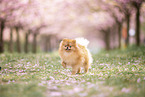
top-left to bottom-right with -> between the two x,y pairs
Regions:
75,37 -> 89,47
76,37 -> 93,65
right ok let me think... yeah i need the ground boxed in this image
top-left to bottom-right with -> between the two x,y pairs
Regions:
0,46 -> 145,97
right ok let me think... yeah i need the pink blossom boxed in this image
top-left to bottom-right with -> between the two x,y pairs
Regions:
100,63 -> 104,65
50,92 -> 62,96
121,88 -> 130,93
137,78 -> 141,83
135,60 -> 138,62
118,62 -> 122,65
19,70 -> 23,73
79,93 -> 88,96
4,69 -> 7,71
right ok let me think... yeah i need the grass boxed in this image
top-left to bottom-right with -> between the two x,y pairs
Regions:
0,46 -> 145,97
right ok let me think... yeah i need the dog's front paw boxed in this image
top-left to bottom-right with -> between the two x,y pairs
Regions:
62,62 -> 66,68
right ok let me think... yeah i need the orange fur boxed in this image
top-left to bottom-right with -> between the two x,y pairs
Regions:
59,38 -> 93,75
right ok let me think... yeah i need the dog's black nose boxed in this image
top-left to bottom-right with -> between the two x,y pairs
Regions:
67,47 -> 69,49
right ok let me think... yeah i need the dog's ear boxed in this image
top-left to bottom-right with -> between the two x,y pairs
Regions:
72,40 -> 76,44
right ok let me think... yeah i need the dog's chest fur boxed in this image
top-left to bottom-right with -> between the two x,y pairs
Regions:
62,51 -> 78,65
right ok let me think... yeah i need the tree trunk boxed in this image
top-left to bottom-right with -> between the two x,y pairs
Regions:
44,36 -> 49,52
118,23 -> 122,49
9,28 -> 13,53
136,6 -> 140,46
48,35 -> 52,52
24,31 -> 30,53
126,15 -> 130,47
104,29 -> 110,50
0,21 -> 5,53
33,33 -> 37,53
16,27 -> 21,53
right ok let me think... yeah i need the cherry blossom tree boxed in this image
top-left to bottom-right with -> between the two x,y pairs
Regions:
130,0 -> 144,46
8,28 -> 13,52
96,12 -> 115,50
1,0 -> 144,53
10,0 -> 47,53
76,0 -> 123,49
95,0 -> 125,48
78,10 -> 115,50
0,0 -> 26,53
115,0 -> 144,46
115,0 -> 134,46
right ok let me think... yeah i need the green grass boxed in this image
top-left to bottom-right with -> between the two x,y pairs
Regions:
0,46 -> 145,97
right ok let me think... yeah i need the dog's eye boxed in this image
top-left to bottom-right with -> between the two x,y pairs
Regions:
65,45 -> 67,47
70,46 -> 71,48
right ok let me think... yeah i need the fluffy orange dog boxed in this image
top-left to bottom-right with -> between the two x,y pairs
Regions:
59,38 -> 93,75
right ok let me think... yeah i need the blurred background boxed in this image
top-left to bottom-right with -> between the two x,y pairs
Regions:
0,0 -> 145,54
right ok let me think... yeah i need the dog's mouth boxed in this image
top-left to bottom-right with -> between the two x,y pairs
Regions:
65,48 -> 71,50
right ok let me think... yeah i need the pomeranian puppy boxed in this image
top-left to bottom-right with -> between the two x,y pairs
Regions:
59,38 -> 93,75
